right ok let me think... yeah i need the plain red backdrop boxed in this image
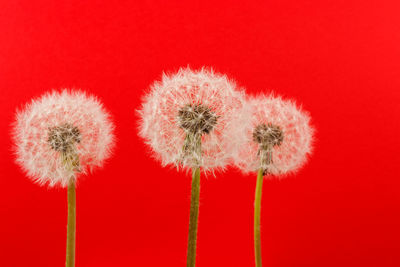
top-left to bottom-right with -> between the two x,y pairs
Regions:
1,0 -> 400,266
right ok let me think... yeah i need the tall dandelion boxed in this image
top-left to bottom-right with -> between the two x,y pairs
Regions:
138,67 -> 249,267
234,94 -> 314,267
12,90 -> 115,267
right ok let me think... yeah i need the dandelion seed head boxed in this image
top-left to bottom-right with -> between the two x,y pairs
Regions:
138,67 -> 249,172
12,90 -> 115,187
235,94 -> 314,176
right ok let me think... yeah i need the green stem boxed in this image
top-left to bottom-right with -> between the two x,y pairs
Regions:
66,179 -> 76,267
187,167 -> 201,267
254,168 -> 264,267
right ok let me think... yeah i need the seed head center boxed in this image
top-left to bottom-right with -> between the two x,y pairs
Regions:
178,104 -> 217,134
253,123 -> 284,149
48,123 -> 81,152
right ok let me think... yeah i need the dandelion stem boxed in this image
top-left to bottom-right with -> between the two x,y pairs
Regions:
66,179 -> 76,267
187,167 -> 201,267
254,168 -> 264,267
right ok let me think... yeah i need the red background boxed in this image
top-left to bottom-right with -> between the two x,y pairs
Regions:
1,1 -> 399,266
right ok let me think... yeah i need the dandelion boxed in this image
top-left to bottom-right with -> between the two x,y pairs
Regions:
234,94 -> 313,267
138,67 -> 248,267
12,90 -> 115,267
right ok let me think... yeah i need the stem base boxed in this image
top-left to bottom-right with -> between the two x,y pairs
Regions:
187,167 -> 201,267
254,169 -> 264,267
66,180 -> 76,267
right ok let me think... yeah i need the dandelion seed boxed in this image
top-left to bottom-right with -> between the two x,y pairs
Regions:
12,89 -> 115,267
137,67 -> 249,267
234,93 -> 314,267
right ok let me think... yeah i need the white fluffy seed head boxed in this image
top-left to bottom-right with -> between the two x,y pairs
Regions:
12,90 -> 115,187
234,94 -> 314,176
137,67 -> 250,173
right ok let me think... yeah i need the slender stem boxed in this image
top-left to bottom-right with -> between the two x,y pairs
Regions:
66,179 -> 76,267
254,168 -> 264,267
187,167 -> 201,267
